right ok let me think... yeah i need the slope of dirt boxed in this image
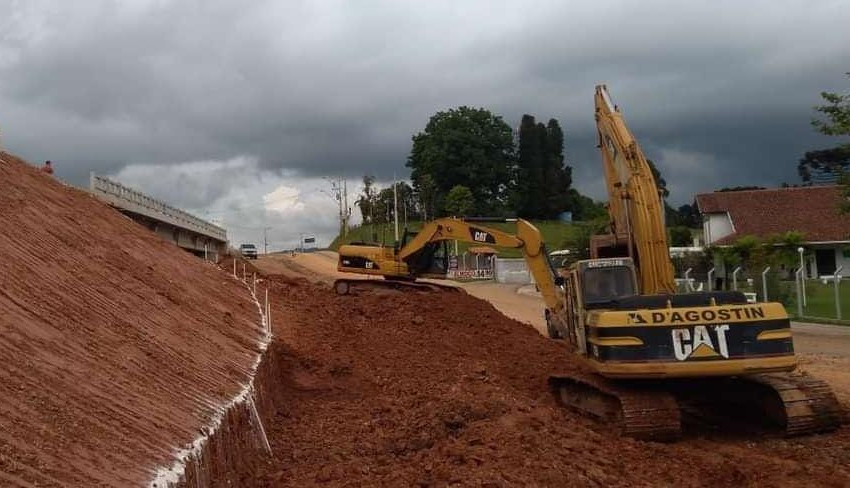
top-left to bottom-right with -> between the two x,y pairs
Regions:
227,275 -> 850,487
0,152 -> 264,486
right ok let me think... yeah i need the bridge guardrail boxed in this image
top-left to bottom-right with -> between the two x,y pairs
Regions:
90,173 -> 227,242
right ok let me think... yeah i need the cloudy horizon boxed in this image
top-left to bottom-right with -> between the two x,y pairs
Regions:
2,0 -> 848,247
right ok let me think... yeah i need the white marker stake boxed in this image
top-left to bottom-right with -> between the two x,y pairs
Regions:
242,262 -> 246,282
253,273 -> 257,296
265,288 -> 269,330
233,258 -> 236,277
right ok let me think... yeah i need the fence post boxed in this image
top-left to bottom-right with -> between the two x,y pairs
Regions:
732,267 -> 742,291
707,267 -> 715,291
761,266 -> 771,302
835,266 -> 843,320
795,267 -> 804,318
684,268 -> 693,292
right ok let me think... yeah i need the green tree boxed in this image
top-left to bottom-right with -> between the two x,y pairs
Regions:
645,158 -> 687,225
676,202 -> 701,229
566,189 -> 606,220
515,114 -> 546,217
669,226 -> 692,247
515,115 -> 573,219
812,72 -> 850,136
544,118 -> 573,217
807,73 -> 850,213
444,185 -> 475,216
355,175 -> 377,224
416,173 -> 438,221
407,106 -> 515,215
798,146 -> 850,182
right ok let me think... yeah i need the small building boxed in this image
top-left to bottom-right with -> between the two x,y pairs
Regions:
696,185 -> 850,278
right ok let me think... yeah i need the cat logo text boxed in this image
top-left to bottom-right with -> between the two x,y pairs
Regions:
671,325 -> 730,361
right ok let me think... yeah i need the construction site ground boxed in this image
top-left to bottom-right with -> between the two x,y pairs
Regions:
230,251 -> 850,487
5,142 -> 850,488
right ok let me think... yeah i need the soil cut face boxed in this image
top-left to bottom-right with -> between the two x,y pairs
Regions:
0,152 -> 265,486
225,270 -> 850,487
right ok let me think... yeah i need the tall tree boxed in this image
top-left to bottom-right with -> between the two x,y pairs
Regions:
407,106 -> 515,216
515,115 -> 573,219
798,146 -> 850,182
515,114 -> 546,217
812,72 -> 850,136
543,118 -> 572,217
355,175 -> 376,224
415,174 -> 438,222
806,72 -> 850,212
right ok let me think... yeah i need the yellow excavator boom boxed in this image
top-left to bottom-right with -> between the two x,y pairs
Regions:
594,85 -> 676,294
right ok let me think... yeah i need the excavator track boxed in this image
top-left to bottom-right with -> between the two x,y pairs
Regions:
549,372 -> 681,442
333,278 -> 462,295
550,371 -> 843,442
744,373 -> 844,436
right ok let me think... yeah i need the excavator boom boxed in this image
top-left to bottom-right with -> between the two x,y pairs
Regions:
594,85 -> 676,294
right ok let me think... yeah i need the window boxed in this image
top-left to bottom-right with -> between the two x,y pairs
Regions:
581,266 -> 636,304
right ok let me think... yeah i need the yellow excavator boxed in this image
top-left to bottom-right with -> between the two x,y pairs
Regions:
335,85 -> 842,441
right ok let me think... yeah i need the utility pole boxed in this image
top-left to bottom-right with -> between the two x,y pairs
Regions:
393,176 -> 399,245
323,177 -> 348,239
263,226 -> 271,254
343,178 -> 350,239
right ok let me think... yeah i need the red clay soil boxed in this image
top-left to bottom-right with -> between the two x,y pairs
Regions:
0,152 -> 265,486
228,275 -> 850,487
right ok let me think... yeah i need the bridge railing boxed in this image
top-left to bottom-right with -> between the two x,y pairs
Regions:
90,173 -> 227,242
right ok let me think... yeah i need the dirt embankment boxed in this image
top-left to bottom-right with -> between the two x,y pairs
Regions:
221,272 -> 850,487
0,152 -> 265,486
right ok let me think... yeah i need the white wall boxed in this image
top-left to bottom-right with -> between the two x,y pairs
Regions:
703,212 -> 734,246
836,248 -> 850,275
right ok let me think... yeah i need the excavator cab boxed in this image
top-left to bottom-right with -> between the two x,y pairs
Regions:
404,240 -> 451,277
577,259 -> 638,309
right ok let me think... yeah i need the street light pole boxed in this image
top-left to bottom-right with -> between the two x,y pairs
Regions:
798,247 -> 807,306
263,226 -> 271,255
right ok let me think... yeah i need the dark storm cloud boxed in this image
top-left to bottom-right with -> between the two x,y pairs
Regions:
1,0 -> 848,209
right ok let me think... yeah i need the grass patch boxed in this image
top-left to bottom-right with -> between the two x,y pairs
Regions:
786,280 -> 850,323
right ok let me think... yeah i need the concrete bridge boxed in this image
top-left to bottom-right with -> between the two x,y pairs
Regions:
89,173 -> 227,261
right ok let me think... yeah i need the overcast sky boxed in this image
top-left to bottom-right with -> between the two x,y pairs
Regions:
2,1 -> 848,248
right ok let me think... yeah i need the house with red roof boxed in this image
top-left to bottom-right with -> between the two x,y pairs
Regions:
696,185 -> 850,278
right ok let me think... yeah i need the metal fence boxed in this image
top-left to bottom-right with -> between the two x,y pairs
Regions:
675,265 -> 848,322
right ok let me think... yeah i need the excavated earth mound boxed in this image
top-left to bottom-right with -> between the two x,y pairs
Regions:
229,276 -> 850,487
0,152 -> 265,486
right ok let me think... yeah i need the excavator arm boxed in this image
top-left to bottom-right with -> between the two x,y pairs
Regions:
594,85 -> 676,294
397,218 -> 566,313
